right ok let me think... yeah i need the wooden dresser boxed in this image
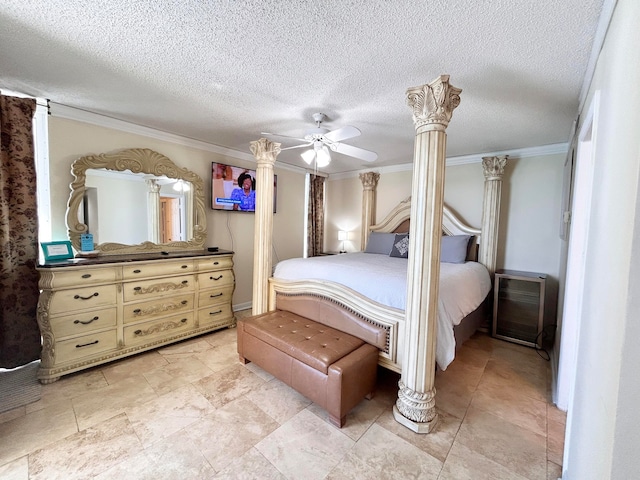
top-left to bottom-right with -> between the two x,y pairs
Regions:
36,250 -> 235,383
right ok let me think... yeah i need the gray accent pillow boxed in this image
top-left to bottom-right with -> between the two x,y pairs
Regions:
364,232 -> 396,254
390,233 -> 410,258
441,235 -> 471,263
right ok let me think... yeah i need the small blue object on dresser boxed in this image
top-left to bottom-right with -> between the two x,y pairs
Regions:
80,233 -> 94,252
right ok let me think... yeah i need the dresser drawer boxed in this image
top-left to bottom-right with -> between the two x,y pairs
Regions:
123,275 -> 194,302
122,260 -> 194,280
56,330 -> 117,364
123,312 -> 194,346
196,256 -> 233,271
49,284 -> 117,314
198,303 -> 233,328
197,270 -> 234,291
44,267 -> 118,288
50,307 -> 117,338
198,285 -> 234,308
123,293 -> 193,324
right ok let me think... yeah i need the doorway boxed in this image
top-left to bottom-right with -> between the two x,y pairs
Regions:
160,196 -> 184,243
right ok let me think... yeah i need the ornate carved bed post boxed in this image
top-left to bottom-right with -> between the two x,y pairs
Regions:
393,75 -> 461,433
479,155 -> 508,276
359,172 -> 380,250
250,138 -> 281,315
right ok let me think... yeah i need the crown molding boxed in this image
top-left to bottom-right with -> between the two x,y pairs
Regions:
328,142 -> 568,180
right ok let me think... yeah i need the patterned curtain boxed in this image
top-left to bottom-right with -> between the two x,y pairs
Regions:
307,174 -> 325,256
0,95 -> 41,368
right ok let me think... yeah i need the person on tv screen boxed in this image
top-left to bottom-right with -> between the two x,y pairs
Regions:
231,172 -> 256,211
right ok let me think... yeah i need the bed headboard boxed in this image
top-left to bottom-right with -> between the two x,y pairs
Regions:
368,196 -> 482,261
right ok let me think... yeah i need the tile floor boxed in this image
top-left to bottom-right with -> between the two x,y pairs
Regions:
0,312 -> 565,479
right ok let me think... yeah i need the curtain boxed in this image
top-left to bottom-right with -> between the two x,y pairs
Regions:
307,174 -> 325,256
0,95 -> 41,368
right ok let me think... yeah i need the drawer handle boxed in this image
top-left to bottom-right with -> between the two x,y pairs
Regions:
181,300 -> 188,305
213,261 -> 219,265
210,275 -> 223,281
76,340 -> 99,348
74,316 -> 99,325
134,286 -> 141,291
209,293 -> 223,298
181,280 -> 188,285
181,265 -> 188,269
133,269 -> 141,274
74,292 -> 99,300
81,274 -> 92,279
209,309 -> 223,316
133,309 -> 141,314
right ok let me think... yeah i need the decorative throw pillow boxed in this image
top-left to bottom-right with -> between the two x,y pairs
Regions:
390,233 -> 410,258
364,232 -> 396,255
441,235 -> 471,263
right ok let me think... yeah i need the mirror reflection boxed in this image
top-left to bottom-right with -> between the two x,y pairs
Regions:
82,169 -> 193,245
66,148 -> 206,255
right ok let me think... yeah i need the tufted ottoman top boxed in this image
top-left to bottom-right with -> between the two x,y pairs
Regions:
240,310 -> 365,374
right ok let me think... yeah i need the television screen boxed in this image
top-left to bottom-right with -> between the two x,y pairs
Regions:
211,162 -> 277,212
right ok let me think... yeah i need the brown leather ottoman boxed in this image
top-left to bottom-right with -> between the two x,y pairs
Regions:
237,309 -> 379,427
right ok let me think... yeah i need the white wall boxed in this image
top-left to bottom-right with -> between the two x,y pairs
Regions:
47,116 -> 306,308
562,0 -> 640,477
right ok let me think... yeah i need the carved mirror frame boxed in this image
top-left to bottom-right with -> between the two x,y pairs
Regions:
66,148 -> 207,255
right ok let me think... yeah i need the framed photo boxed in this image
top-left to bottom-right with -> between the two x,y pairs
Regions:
41,241 -> 74,261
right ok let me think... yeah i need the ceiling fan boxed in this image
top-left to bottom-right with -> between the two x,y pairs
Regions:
262,112 -> 378,167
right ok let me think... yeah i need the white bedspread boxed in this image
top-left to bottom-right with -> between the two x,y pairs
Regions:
273,252 -> 491,370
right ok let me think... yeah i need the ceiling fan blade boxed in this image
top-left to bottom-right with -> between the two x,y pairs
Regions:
261,132 -> 308,143
279,142 -> 312,151
331,142 -> 378,162
324,125 -> 361,142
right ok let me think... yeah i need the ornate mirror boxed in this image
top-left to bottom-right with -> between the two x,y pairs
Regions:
66,148 -> 207,255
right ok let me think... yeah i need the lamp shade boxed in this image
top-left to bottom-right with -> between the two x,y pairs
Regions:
338,230 -> 347,241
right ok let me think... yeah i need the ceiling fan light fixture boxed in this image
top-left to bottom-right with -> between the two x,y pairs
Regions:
301,149 -> 315,165
316,146 -> 331,167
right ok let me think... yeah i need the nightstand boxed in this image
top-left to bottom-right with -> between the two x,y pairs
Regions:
492,269 -> 547,348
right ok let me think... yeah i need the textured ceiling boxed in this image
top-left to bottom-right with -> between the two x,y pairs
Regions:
0,1 -> 604,174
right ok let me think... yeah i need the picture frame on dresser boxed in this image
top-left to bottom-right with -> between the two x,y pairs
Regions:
40,241 -> 74,261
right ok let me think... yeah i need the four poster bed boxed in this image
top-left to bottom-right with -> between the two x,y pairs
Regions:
268,187 -> 500,373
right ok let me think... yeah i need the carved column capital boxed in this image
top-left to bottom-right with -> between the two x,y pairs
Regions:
359,171 -> 380,190
406,75 -> 462,131
482,155 -> 508,180
250,138 -> 281,165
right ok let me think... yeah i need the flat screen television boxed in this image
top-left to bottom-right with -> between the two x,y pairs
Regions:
211,162 -> 277,213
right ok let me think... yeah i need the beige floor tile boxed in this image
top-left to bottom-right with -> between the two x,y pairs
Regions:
327,422 -> 442,480
28,413 -> 143,480
94,428 -> 214,480
439,441 -> 529,480
0,401 -> 78,466
125,383 -> 216,447
193,363 -> 265,408
306,394 -> 387,441
72,375 -> 158,430
100,350 -> 168,384
202,326 -> 238,348
143,355 -> 214,395
187,396 -> 279,472
25,369 -> 108,414
242,361 -> 275,382
375,407 -> 461,463
0,406 -> 26,424
245,378 -> 312,425
547,417 -> 566,466
547,404 -> 567,425
211,447 -> 286,480
157,337 -> 216,360
0,455 -> 28,480
256,408 -> 354,480
547,460 -> 562,480
433,371 -> 475,420
195,342 -> 241,373
479,359 -> 548,404
456,406 -> 547,480
472,379 -> 548,436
